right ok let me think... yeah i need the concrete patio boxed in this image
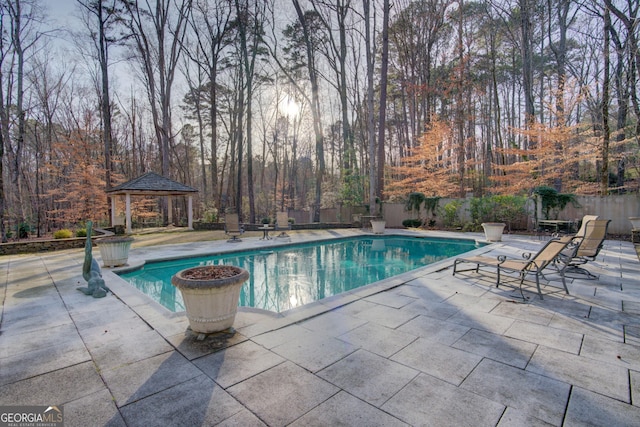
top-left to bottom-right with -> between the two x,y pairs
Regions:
1,229 -> 640,426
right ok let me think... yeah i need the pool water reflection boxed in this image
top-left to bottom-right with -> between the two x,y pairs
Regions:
118,235 -> 483,313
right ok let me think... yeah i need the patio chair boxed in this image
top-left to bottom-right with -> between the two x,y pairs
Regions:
275,211 -> 291,238
560,219 -> 610,279
453,235 -> 578,300
574,215 -> 600,238
224,213 -> 244,242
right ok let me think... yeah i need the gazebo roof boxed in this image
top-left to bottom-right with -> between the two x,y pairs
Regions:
106,172 -> 198,196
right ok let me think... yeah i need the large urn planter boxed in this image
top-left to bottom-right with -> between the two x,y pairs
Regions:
98,236 -> 134,267
171,265 -> 249,334
481,222 -> 506,242
371,219 -> 386,234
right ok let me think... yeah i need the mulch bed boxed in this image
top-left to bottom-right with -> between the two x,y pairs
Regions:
181,265 -> 240,280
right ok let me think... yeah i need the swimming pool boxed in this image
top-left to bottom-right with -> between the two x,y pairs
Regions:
118,235 -> 483,313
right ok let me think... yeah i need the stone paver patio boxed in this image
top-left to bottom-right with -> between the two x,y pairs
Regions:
1,229 -> 640,426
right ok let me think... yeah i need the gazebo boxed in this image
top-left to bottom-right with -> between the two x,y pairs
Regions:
106,172 -> 198,234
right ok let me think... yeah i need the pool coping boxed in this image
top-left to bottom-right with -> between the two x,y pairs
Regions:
101,229 -> 497,340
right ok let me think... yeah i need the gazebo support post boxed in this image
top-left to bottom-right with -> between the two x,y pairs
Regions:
111,197 -> 117,227
188,196 -> 193,230
126,193 -> 132,234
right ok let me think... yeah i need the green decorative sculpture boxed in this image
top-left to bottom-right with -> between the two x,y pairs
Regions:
77,221 -> 109,298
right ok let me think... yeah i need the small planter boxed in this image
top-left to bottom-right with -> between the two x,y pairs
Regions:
629,217 -> 640,230
171,265 -> 249,334
481,222 -> 506,242
371,219 -> 386,234
98,236 -> 134,267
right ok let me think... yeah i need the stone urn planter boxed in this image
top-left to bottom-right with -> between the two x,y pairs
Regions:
171,265 -> 249,334
371,219 -> 386,234
481,222 -> 506,242
98,236 -> 134,267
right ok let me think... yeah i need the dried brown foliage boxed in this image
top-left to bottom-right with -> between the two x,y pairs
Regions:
388,119 -> 621,199
387,119 -> 461,198
45,129 -> 108,227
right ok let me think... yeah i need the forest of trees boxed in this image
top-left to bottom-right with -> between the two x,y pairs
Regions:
0,0 -> 638,240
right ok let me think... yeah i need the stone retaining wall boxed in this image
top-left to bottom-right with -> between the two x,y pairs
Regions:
0,237 -> 91,255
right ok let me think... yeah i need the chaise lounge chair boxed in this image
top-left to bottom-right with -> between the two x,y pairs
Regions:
453,235 -> 579,299
560,219 -> 610,279
574,215 -> 600,238
224,213 -> 244,242
275,211 -> 291,238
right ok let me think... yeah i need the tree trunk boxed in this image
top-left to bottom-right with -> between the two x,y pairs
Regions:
376,0 -> 390,203
601,7 -> 611,195
10,0 -> 26,225
363,0 -> 376,216
292,0 -> 324,222
210,70 -> 220,208
520,0 -> 536,137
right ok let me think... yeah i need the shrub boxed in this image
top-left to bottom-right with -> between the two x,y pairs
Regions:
18,222 -> 31,239
402,219 -> 423,228
405,192 -> 426,216
202,205 -> 219,223
443,200 -> 463,228
532,186 -> 579,219
470,195 -> 527,231
404,193 -> 440,219
462,222 -> 482,232
53,229 -> 74,239
75,228 -> 87,238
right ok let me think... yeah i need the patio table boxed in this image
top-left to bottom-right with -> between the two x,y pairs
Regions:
259,225 -> 273,240
537,219 -> 575,234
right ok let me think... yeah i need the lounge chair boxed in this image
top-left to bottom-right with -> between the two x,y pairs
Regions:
224,213 -> 244,242
275,211 -> 291,238
561,219 -> 610,279
574,215 -> 600,238
453,235 -> 578,299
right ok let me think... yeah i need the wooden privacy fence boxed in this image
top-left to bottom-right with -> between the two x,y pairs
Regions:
380,194 -> 639,236
256,195 -> 639,236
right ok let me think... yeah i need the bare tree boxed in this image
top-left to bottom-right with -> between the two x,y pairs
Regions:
602,4 -> 610,195
363,0 -> 375,214
28,53 -> 70,235
234,0 -> 267,224
376,0 -> 390,202
118,2 -> 186,170
118,0 -> 191,224
520,0 -> 536,132
2,0 -> 45,237
601,0 -> 639,190
387,0 -> 451,153
311,0 -> 355,171
0,2 -> 10,241
184,0 -> 232,208
77,0 -> 118,192
291,0 -> 325,222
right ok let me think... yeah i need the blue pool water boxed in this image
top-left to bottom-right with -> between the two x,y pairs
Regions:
118,235 -> 483,313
